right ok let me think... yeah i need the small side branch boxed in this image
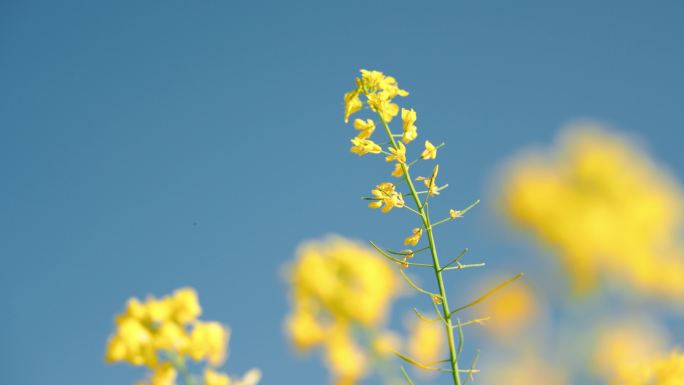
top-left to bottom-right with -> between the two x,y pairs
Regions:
449,273 -> 524,317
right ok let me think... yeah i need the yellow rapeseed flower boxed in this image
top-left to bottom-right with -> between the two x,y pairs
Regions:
344,85 -> 362,123
401,108 -> 418,143
421,140 -> 437,159
392,163 -> 404,178
368,182 -> 405,213
404,228 -> 423,246
416,165 -> 440,196
353,118 -> 375,140
367,93 -> 399,123
350,137 -> 381,156
385,142 -> 407,164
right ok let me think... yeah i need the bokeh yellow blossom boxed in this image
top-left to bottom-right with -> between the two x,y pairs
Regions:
617,350 -> 684,385
324,324 -> 367,385
481,351 -> 568,385
285,236 -> 402,385
476,280 -> 538,339
502,124 -> 684,298
407,318 -> 444,368
107,288 -> 259,385
593,318 -> 668,382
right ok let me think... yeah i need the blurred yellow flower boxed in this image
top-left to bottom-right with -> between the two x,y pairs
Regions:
203,369 -> 230,385
372,332 -> 401,357
502,124 -> 684,298
188,321 -> 229,366
481,352 -> 567,385
106,288 -> 257,385
476,280 -> 538,338
407,319 -> 444,367
324,325 -> 367,385
617,350 -> 684,385
285,236 -> 401,385
593,318 -> 668,382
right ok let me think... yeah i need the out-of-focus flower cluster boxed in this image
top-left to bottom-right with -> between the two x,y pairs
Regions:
285,236 -> 400,385
482,123 -> 684,385
617,350 -> 684,385
106,288 -> 260,385
502,124 -> 684,298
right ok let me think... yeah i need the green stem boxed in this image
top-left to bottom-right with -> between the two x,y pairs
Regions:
377,115 -> 463,385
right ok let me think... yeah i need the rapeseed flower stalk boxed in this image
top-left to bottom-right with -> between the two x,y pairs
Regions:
501,124 -> 684,299
105,287 -> 261,385
343,69 -> 522,385
284,236 -> 402,385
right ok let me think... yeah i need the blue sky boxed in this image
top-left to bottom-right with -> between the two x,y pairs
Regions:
1,1 -> 683,384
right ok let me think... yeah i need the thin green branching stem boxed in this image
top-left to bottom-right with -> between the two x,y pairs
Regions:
400,366 -> 416,385
440,249 -> 469,271
386,246 -> 431,256
400,269 -> 438,297
369,241 -> 433,267
449,272 -> 524,317
376,114 -> 464,385
442,262 -> 486,271
402,205 -> 423,216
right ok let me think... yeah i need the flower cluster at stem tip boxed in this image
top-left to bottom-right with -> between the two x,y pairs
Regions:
342,69 -> 519,385
105,287 -> 261,385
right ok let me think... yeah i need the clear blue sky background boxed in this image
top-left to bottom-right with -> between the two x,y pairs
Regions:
1,1 -> 683,384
